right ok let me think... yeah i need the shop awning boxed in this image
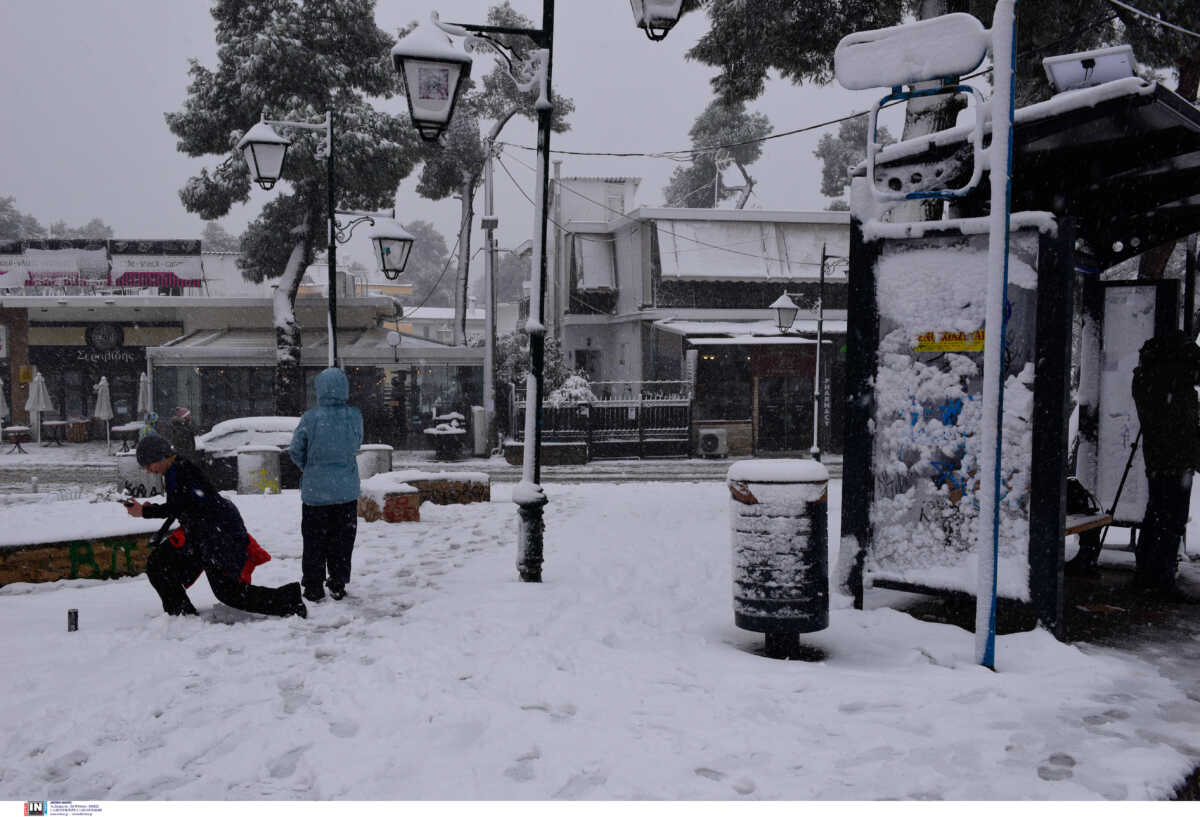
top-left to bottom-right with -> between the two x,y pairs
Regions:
653,318 -> 848,338
148,328 -> 483,368
655,217 -> 849,281
688,336 -> 819,346
111,272 -> 203,288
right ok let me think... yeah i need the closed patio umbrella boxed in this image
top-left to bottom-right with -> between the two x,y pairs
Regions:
24,372 -> 54,444
93,376 -> 114,451
136,372 -> 151,419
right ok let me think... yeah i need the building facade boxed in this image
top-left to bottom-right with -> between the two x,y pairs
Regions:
546,179 -> 850,456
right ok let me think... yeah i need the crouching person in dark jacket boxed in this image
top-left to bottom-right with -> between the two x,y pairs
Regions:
125,435 -> 307,618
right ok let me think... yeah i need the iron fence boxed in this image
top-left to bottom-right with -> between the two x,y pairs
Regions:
511,380 -> 693,459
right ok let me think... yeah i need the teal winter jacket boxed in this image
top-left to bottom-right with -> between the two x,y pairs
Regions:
289,368 -> 363,506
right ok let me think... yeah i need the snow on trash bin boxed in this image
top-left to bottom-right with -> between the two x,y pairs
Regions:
728,459 -> 829,655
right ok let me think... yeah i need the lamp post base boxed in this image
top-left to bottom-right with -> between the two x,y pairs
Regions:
516,494 -> 548,583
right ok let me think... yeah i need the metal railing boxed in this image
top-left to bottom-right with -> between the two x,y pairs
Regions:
511,380 -> 693,458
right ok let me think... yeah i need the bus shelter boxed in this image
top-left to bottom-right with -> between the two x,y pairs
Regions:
839,76 -> 1200,636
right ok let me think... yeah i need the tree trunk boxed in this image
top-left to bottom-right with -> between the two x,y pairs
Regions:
1137,58 -> 1200,280
273,223 -> 310,416
453,178 -> 475,347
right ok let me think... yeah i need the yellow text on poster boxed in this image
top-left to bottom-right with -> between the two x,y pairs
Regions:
914,329 -> 985,353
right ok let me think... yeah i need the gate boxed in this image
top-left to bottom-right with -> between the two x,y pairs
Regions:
511,380 -> 692,459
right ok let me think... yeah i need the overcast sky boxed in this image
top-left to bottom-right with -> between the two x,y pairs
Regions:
0,0 -> 887,281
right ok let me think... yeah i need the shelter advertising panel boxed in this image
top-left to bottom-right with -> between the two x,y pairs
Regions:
866,229 -> 1041,600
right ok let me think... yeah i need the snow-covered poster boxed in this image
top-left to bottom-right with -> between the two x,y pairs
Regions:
110,239 -> 202,288
868,229 -> 1040,600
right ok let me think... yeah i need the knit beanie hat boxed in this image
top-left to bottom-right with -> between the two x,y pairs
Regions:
135,434 -> 174,466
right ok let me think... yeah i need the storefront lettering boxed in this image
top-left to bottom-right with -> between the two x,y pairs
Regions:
76,349 -> 139,364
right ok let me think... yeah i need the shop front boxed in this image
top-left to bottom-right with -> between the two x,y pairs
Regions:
148,328 -> 483,447
27,321 -> 183,429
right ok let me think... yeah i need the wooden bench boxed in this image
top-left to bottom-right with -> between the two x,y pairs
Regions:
1065,513 -> 1112,536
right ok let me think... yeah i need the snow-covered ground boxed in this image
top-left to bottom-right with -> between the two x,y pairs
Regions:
1,478 -> 1199,801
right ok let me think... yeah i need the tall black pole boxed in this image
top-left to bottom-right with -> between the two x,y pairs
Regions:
326,110 -> 338,368
515,0 -> 554,582
1186,233 -> 1197,338
811,243 -> 826,461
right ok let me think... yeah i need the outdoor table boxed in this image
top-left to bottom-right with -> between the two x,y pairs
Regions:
4,426 -> 31,454
41,420 -> 68,446
112,421 -> 144,453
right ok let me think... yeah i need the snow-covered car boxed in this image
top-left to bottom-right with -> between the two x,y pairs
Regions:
195,416 -> 301,458
195,417 -> 301,490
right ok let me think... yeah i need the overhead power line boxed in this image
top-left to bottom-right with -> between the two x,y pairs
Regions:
1106,0 -> 1200,39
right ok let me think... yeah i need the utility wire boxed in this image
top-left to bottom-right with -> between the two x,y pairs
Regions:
496,10 -> 1125,163
499,150 -> 824,270
1106,0 -> 1200,39
404,217 -> 465,315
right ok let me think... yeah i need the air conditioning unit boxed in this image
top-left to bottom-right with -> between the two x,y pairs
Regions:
698,428 -> 728,458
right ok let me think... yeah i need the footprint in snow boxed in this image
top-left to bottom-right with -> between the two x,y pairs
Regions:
504,746 -> 540,782
1036,753 -> 1076,781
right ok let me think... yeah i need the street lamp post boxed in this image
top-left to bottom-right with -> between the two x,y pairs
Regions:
239,115 -> 414,367
392,2 -> 683,583
238,112 -> 341,367
811,243 -> 827,462
393,6 -> 556,583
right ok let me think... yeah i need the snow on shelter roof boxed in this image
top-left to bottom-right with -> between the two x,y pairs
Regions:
864,76 -> 1200,270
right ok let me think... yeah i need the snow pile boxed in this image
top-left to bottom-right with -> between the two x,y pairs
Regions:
359,472 -> 418,507
545,374 -> 597,407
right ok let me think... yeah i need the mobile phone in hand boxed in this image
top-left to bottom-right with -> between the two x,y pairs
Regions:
120,497 -> 136,507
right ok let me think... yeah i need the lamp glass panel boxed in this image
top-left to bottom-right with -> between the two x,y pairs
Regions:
375,236 -> 413,275
775,305 -> 799,332
403,59 -> 461,126
244,141 -> 287,186
644,0 -> 683,24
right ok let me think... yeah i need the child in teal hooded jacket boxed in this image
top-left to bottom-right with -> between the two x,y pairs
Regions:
290,367 -> 363,601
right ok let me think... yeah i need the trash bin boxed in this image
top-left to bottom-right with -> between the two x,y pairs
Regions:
116,451 -> 164,497
237,445 -> 281,495
728,459 -> 829,658
357,444 -> 394,480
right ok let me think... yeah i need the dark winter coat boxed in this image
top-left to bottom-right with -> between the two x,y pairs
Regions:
1132,332 -> 1200,477
289,368 -> 363,506
140,456 -> 250,578
165,417 -> 197,460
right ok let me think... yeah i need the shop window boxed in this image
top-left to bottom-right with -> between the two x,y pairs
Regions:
694,347 -> 752,421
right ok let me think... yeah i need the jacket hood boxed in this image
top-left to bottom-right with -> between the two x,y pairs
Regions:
315,367 -> 349,406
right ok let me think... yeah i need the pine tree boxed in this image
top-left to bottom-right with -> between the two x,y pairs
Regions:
166,0 -> 422,414
661,99 -> 771,209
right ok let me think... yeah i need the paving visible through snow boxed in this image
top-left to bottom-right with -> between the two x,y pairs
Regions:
1,479 -> 1199,800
